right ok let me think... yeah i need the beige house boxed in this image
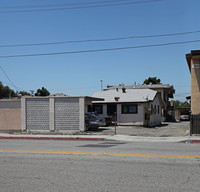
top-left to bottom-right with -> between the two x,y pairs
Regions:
186,50 -> 200,114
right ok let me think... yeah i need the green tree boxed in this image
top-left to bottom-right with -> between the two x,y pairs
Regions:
173,100 -> 190,109
143,77 -> 161,85
0,81 -> 15,99
16,91 -> 31,96
35,87 -> 50,96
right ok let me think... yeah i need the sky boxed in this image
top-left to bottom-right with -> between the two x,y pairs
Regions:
0,0 -> 199,101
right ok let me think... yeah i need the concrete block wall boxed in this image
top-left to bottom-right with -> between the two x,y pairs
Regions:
54,97 -> 79,131
22,97 -> 85,132
26,98 -> 50,131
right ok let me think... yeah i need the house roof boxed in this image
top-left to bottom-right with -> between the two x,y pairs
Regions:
186,50 -> 200,73
105,84 -> 174,91
92,88 -> 157,103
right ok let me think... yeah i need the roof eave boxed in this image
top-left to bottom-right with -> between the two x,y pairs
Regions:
92,100 -> 152,104
186,53 -> 191,73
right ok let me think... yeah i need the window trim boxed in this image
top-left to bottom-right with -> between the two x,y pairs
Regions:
121,104 -> 138,114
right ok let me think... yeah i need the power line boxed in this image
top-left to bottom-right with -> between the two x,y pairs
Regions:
0,0 -> 145,9
0,0 -> 163,13
0,65 -> 20,90
0,80 -> 14,88
1,30 -> 200,48
0,39 -> 200,59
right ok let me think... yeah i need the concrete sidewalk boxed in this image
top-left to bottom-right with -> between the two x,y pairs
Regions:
0,121 -> 199,143
0,132 -> 200,143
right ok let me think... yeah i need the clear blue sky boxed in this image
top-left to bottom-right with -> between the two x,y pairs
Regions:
0,0 -> 199,101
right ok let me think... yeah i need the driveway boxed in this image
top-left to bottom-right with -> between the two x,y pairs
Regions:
90,121 -> 190,137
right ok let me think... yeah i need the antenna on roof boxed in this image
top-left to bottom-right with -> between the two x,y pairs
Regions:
100,80 -> 103,91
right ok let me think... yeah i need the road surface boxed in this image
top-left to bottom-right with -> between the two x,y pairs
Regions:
0,139 -> 200,192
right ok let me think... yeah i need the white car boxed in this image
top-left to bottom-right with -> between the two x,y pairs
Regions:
180,115 -> 190,121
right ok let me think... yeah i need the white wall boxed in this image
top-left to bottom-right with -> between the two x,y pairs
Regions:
95,103 -> 144,125
149,95 -> 162,126
92,99 -> 162,126
117,104 -> 144,125
96,104 -> 107,122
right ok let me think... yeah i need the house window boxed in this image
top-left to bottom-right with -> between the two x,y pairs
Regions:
107,104 -> 117,116
88,105 -> 92,112
92,104 -> 103,114
122,104 -> 137,114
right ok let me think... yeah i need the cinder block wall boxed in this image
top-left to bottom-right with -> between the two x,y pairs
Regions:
22,97 -> 85,132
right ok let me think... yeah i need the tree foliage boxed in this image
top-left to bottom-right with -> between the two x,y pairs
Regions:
0,82 -> 51,98
35,87 -> 50,96
0,81 -> 15,99
16,91 -> 31,96
143,77 -> 161,85
173,100 -> 191,109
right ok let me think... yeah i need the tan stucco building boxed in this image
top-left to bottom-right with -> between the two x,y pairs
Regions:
0,99 -> 21,132
186,50 -> 200,114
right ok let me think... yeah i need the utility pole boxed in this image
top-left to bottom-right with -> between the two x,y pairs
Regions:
100,80 -> 103,91
30,90 -> 34,96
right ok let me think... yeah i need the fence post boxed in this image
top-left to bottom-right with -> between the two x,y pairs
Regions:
190,114 -> 200,135
190,115 -> 192,136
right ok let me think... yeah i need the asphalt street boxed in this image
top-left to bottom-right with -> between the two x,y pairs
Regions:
0,139 -> 200,192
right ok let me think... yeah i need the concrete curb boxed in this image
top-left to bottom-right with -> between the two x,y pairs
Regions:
0,134 -> 200,143
0,136 -> 104,141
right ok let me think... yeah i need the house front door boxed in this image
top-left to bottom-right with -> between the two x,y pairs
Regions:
107,104 -> 117,120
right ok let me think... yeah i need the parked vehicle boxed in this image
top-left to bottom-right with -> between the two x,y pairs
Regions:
85,113 -> 103,131
180,115 -> 190,121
